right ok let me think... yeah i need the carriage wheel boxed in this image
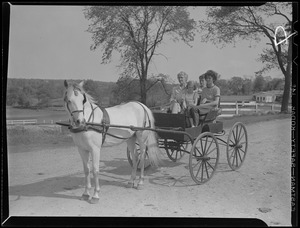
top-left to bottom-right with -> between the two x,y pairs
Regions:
189,132 -> 219,184
164,139 -> 187,162
127,143 -> 151,171
226,122 -> 248,170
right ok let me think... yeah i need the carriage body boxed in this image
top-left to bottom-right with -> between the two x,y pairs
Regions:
153,112 -> 223,141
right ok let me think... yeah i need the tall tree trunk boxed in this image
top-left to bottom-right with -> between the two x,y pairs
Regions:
281,39 -> 292,113
281,72 -> 291,113
140,72 -> 147,105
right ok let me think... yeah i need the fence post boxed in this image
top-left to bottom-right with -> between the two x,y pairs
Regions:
255,103 -> 258,113
271,103 -> 274,111
235,101 -> 239,115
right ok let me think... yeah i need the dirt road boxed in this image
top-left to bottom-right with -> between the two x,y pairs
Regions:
7,118 -> 292,226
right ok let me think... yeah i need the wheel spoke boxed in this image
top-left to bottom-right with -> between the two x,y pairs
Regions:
238,131 -> 245,142
237,150 -> 243,163
194,147 -> 202,157
229,148 -> 235,159
237,125 -> 243,142
235,125 -> 239,141
170,150 -> 175,157
201,161 -> 204,182
206,147 -> 217,156
235,150 -> 239,167
200,138 -> 204,154
203,136 -> 208,153
196,144 -> 204,157
232,150 -> 237,165
204,162 -> 209,179
195,160 -> 203,178
206,160 -> 215,171
204,138 -> 214,155
238,147 -> 246,154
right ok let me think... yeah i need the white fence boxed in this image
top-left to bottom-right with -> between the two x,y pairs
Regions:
219,102 -> 281,118
6,102 -> 283,125
6,119 -> 38,125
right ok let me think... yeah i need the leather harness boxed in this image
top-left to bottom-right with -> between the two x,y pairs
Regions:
68,97 -> 150,145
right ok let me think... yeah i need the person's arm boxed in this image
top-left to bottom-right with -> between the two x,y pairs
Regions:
193,92 -> 199,106
170,87 -> 177,103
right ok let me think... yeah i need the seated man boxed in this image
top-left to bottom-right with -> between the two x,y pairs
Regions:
187,70 -> 221,126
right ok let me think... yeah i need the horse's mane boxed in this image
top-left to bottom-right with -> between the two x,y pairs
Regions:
71,82 -> 97,105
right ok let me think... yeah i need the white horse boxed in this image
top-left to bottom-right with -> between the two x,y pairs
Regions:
63,80 -> 161,204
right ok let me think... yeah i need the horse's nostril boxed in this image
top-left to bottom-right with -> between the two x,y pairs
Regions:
76,120 -> 81,124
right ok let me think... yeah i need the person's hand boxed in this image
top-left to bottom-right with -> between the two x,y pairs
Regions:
177,98 -> 183,103
201,98 -> 207,104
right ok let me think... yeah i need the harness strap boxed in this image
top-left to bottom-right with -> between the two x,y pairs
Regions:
134,101 -> 151,128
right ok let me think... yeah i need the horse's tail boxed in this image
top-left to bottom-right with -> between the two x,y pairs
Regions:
142,106 -> 163,168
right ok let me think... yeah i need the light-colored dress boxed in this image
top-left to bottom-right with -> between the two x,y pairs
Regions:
184,91 -> 198,107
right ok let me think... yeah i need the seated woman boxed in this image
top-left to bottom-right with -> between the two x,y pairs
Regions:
169,71 -> 189,114
183,81 -> 199,127
188,70 -> 221,126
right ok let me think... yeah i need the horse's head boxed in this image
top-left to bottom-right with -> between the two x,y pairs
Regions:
64,80 -> 87,127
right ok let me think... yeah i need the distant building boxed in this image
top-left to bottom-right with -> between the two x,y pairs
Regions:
253,90 -> 283,103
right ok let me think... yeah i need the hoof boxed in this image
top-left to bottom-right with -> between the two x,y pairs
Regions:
80,194 -> 90,201
126,182 -> 134,188
89,197 -> 99,204
136,184 -> 144,190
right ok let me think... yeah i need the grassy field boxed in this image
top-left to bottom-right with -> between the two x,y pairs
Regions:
6,106 -> 68,124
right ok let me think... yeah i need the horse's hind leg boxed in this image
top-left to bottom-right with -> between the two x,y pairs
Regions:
78,148 -> 92,201
127,135 -> 137,188
136,131 -> 146,190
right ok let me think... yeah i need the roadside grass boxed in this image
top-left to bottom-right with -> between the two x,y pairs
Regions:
5,112 -> 291,151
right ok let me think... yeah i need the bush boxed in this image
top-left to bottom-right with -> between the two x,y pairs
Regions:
6,125 -> 72,145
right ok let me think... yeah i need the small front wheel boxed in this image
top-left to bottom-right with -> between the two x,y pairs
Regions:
127,143 -> 151,171
189,132 -> 220,184
226,122 -> 248,170
164,139 -> 188,162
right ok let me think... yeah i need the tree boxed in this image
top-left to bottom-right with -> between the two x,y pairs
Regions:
253,75 -> 266,92
241,78 -> 253,95
215,79 -> 231,95
228,76 -> 244,95
84,6 -> 196,104
198,3 -> 294,112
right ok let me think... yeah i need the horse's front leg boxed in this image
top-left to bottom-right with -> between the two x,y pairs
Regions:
78,148 -> 92,201
89,145 -> 101,204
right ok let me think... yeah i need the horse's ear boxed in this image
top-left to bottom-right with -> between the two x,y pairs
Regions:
64,80 -> 68,88
78,81 -> 84,87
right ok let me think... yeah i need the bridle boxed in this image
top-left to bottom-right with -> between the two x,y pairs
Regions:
64,88 -> 87,119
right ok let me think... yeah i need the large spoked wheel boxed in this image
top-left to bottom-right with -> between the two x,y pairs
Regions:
226,122 -> 248,170
189,132 -> 220,184
127,143 -> 151,171
164,139 -> 188,162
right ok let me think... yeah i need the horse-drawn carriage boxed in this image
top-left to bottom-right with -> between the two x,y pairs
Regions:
127,108 -> 248,185
57,80 -> 248,203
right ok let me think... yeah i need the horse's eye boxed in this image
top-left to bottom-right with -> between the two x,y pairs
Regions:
74,91 -> 78,96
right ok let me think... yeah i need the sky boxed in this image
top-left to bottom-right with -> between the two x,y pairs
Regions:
7,5 -> 284,83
